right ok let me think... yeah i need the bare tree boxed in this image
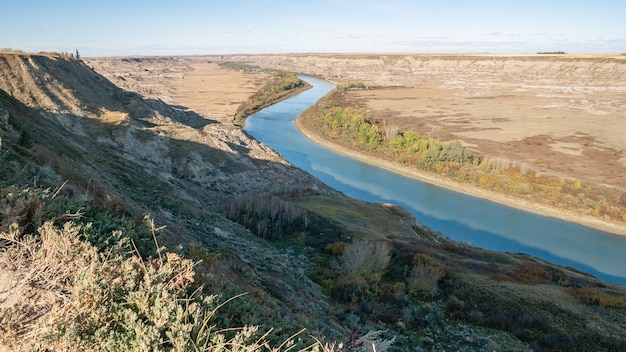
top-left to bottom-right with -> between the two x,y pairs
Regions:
340,240 -> 390,284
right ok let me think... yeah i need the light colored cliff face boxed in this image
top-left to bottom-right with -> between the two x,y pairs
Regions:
0,54 -> 106,117
219,53 -> 626,87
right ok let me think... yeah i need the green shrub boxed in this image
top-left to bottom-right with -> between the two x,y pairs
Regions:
330,240 -> 391,301
17,129 -> 33,149
406,254 -> 446,297
324,241 -> 346,256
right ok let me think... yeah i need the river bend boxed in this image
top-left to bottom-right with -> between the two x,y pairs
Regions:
244,75 -> 626,285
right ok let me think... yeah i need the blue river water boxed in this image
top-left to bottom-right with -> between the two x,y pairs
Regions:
244,75 -> 626,286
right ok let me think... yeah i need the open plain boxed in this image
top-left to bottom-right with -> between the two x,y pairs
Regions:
85,57 -> 273,124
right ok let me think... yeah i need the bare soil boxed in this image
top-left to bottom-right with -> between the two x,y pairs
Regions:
348,77 -> 626,192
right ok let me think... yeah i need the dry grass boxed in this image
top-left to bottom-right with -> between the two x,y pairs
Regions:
85,58 -> 274,124
0,217 -> 338,351
348,82 -> 626,191
0,221 -> 101,349
0,184 -> 336,352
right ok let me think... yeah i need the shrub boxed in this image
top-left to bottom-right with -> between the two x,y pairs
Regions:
325,241 -> 346,256
570,287 -> 626,309
406,254 -> 446,297
334,275 -> 369,302
1,221 -> 249,350
330,240 -> 391,301
17,129 -> 34,149
339,240 -> 390,284
342,329 -> 395,352
0,218 -> 332,351
510,263 -> 552,284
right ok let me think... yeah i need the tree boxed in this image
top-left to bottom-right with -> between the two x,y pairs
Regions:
18,129 -> 33,149
340,240 -> 390,285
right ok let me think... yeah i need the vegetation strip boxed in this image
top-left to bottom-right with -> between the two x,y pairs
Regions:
219,63 -> 311,126
297,84 -> 626,235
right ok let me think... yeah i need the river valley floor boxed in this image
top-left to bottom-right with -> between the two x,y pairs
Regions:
86,54 -> 626,236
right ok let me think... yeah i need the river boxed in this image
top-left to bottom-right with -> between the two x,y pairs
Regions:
244,75 -> 626,286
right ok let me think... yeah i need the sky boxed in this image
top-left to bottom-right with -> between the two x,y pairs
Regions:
1,0 -> 625,57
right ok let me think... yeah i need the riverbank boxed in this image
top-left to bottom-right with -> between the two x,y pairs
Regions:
296,118 -> 626,236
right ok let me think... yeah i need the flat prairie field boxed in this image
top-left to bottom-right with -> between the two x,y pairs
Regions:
335,56 -> 626,191
87,58 -> 273,123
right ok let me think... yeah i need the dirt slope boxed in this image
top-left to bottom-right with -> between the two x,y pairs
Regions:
0,54 -> 319,199
0,53 -> 338,334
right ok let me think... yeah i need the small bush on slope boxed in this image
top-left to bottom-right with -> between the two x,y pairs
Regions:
2,220 -> 242,351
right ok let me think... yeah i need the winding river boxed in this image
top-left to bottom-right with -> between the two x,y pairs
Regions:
244,75 -> 626,286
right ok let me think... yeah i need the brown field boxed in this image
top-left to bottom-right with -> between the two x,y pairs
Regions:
349,80 -> 626,190
86,57 -> 273,123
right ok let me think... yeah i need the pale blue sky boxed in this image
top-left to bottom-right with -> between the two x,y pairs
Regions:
1,0 -> 624,57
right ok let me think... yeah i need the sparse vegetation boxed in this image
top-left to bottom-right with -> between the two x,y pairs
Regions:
333,239 -> 391,301
537,51 -> 567,54
509,263 -> 553,284
299,86 -> 626,224
0,185 -> 335,351
219,64 -> 311,125
0,48 -> 24,54
406,253 -> 447,297
570,287 -> 626,309
0,48 -> 80,60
